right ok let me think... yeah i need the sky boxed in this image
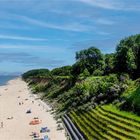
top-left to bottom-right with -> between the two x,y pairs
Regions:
0,0 -> 140,75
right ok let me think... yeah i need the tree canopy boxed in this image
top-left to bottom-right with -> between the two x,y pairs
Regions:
22,69 -> 50,79
51,66 -> 72,76
75,47 -> 104,75
115,34 -> 140,78
23,34 -> 140,80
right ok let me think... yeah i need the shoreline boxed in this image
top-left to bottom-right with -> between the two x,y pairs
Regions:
0,78 -> 66,140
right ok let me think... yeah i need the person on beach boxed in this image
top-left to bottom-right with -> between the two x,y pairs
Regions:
1,122 -> 3,128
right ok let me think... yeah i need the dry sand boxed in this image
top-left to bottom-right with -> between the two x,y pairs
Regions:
0,78 -> 67,140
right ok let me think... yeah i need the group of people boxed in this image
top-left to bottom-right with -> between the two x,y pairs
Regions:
19,102 -> 24,105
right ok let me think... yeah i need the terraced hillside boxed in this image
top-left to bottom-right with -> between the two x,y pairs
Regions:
69,105 -> 140,140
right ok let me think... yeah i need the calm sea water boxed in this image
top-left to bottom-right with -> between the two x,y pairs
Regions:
0,75 -> 18,86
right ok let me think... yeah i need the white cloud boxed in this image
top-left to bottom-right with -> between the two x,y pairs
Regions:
96,18 -> 115,25
0,34 -> 47,41
78,0 -> 120,10
19,15 -> 95,32
78,0 -> 140,11
0,44 -> 66,53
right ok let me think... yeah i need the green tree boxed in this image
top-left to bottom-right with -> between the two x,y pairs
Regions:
51,66 -> 72,76
22,69 -> 50,79
104,53 -> 115,74
79,68 -> 90,78
115,34 -> 140,78
75,47 -> 104,75
126,48 -> 137,74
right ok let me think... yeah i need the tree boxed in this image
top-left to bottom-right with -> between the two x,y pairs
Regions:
79,68 -> 90,78
75,47 -> 104,75
126,48 -> 137,74
51,66 -> 72,76
104,53 -> 115,75
22,69 -> 50,79
71,61 -> 85,76
115,34 -> 140,78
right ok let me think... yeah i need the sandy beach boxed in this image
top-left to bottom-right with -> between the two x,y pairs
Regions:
0,78 -> 66,140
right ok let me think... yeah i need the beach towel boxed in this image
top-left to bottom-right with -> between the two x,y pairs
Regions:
44,135 -> 49,140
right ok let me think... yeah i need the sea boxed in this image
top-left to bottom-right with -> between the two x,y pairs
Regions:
0,75 -> 18,86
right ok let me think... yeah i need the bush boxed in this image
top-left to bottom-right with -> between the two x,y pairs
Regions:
51,66 -> 72,76
32,84 -> 47,93
92,69 -> 104,76
58,74 -> 129,112
121,86 -> 140,115
22,69 -> 50,80
79,68 -> 90,78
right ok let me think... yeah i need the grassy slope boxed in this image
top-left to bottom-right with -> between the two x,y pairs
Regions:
70,104 -> 140,140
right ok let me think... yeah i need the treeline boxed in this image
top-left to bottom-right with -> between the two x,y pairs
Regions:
23,34 -> 140,80
22,34 -> 140,115
72,34 -> 140,79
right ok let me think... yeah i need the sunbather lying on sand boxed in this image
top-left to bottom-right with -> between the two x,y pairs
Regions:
1,122 -> 3,128
7,116 -> 13,120
34,117 -> 39,119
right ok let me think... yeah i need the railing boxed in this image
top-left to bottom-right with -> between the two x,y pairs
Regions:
62,114 -> 85,140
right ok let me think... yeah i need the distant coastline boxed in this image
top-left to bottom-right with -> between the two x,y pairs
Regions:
0,75 -> 18,86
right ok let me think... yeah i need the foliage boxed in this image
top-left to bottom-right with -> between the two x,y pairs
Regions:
75,47 -> 104,75
121,80 -> 140,115
22,34 -> 140,119
31,83 -> 47,93
58,74 -> 129,112
22,69 -> 50,80
71,61 -> 84,77
51,65 -> 72,76
92,69 -> 104,76
115,34 -> 140,78
79,68 -> 90,78
104,53 -> 115,74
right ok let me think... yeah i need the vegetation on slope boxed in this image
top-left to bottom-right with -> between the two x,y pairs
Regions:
120,79 -> 140,115
58,74 -> 130,113
22,34 -> 140,139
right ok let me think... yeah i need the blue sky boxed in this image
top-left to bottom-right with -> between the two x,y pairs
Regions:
0,0 -> 140,74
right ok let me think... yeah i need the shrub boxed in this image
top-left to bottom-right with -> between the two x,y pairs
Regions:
92,69 -> 104,76
22,69 -> 50,80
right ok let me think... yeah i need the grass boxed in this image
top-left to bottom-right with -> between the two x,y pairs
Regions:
70,111 -> 95,140
97,107 -> 140,133
102,104 -> 140,122
93,109 -> 140,139
84,111 -> 115,140
89,110 -> 134,140
69,104 -> 140,140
